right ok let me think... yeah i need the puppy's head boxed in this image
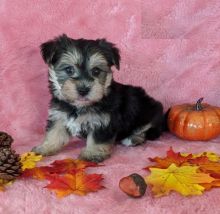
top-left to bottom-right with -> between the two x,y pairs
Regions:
40,34 -> 120,106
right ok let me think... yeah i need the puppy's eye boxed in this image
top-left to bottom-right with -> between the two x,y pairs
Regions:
64,66 -> 75,75
91,67 -> 102,77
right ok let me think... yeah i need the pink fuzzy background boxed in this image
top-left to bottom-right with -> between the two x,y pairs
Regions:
1,0 -> 220,213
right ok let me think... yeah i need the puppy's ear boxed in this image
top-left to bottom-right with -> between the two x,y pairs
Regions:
97,39 -> 121,70
40,34 -> 69,64
40,40 -> 56,64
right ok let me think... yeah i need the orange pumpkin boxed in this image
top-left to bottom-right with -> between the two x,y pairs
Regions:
168,98 -> 220,141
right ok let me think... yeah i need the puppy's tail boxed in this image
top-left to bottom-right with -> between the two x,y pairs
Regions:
162,108 -> 171,132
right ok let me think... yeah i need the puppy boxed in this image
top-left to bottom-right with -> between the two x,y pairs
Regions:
32,34 -> 164,162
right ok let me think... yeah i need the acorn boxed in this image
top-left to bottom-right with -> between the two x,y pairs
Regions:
119,173 -> 147,198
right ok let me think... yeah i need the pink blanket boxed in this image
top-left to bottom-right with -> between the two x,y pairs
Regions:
0,0 -> 220,213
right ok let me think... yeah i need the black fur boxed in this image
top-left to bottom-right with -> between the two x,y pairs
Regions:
92,81 -> 163,143
48,81 -> 164,144
40,34 -> 120,69
41,35 -> 121,97
36,34 -> 165,162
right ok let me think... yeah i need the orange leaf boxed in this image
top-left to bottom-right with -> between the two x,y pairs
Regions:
50,159 -> 99,174
197,162 -> 220,180
22,166 -> 54,180
201,180 -> 220,190
187,156 -> 210,165
45,171 -> 104,198
21,159 -> 101,180
144,147 -> 193,170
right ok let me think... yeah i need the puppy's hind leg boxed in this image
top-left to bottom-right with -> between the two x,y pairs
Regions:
121,124 -> 152,147
32,120 -> 70,156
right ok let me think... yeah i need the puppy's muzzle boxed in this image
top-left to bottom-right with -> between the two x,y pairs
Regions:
77,86 -> 90,96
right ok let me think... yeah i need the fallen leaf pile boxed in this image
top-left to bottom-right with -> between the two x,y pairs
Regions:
22,157 -> 104,197
144,148 -> 220,197
0,152 -> 104,198
1,147 -> 220,199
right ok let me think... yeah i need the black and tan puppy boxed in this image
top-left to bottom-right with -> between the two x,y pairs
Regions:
32,34 -> 164,162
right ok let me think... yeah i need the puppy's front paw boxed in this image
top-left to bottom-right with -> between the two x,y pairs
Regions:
79,148 -> 110,163
31,145 -> 56,156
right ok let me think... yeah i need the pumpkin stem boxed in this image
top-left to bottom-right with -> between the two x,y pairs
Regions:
195,97 -> 204,111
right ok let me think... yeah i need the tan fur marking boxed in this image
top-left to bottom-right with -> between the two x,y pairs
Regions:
88,53 -> 108,69
79,133 -> 113,162
61,79 -> 78,102
87,79 -> 104,101
32,120 -> 70,156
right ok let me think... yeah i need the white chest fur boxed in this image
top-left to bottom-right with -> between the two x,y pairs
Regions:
48,108 -> 110,137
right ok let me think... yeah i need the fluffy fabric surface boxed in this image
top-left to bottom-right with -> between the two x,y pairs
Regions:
0,0 -> 220,213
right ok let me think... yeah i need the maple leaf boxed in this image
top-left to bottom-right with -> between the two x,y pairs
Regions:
201,180 -> 220,190
20,152 -> 43,171
182,156 -> 220,182
181,152 -> 220,162
198,162 -> 220,178
45,171 -> 104,198
145,163 -> 215,197
186,156 -> 210,165
145,147 -> 193,170
182,154 -> 220,182
50,159 -> 99,174
21,159 -> 101,180
22,166 -> 54,180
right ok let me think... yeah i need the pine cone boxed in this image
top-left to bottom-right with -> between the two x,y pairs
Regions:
0,132 -> 13,148
0,148 -> 22,180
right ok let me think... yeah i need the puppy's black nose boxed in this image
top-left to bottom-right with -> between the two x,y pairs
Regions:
77,86 -> 90,96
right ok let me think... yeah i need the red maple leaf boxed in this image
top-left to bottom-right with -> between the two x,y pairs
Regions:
21,159 -> 101,179
22,166 -> 54,180
45,171 -> 104,197
144,147 -> 193,170
50,159 -> 99,174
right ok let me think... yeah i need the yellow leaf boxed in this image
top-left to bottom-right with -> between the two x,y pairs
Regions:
0,179 -> 14,191
181,152 -> 220,162
20,152 -> 43,171
145,163 -> 215,197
